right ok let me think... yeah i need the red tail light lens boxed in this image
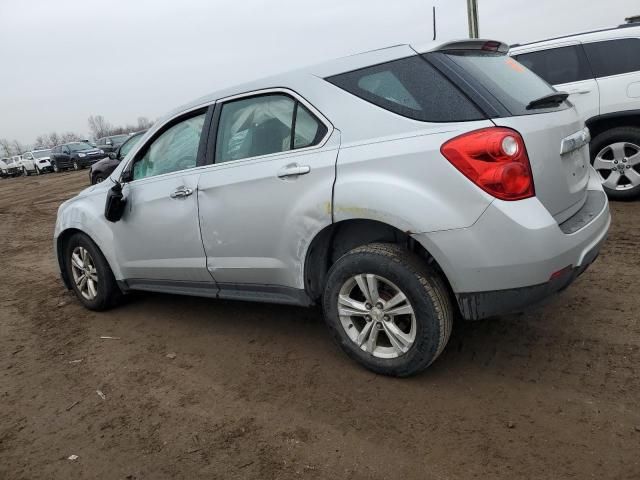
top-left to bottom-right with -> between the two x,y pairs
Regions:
440,127 -> 535,201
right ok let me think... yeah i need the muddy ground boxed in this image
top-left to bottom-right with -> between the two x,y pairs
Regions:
0,170 -> 639,479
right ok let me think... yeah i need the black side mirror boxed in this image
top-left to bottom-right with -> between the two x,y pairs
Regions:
104,180 -> 126,222
108,152 -> 117,160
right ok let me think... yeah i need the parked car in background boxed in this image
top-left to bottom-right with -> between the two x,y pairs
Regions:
50,142 -> 106,172
89,131 -> 146,184
510,23 -> 640,199
0,158 -> 14,177
96,134 -> 130,154
19,149 -> 53,175
6,156 -> 23,175
55,40 -> 610,377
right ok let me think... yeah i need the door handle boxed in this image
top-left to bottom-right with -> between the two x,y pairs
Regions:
170,187 -> 193,199
277,164 -> 311,178
567,88 -> 591,95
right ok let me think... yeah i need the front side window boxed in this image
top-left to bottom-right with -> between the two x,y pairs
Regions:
133,113 -> 205,180
583,38 -> 640,78
514,45 -> 593,85
119,134 -> 143,159
215,94 -> 326,163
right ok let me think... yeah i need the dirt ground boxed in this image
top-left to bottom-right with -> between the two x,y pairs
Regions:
0,170 -> 639,480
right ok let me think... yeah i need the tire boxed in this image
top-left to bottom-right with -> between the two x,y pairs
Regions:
35,166 -> 40,175
322,243 -> 453,377
52,162 -> 60,173
94,175 -> 106,185
22,167 -> 28,176
590,126 -> 640,200
63,232 -> 122,311
73,161 -> 80,171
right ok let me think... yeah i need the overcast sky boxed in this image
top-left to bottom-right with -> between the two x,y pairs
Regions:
0,0 -> 636,144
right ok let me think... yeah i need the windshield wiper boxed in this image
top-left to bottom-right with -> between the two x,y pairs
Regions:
526,91 -> 569,110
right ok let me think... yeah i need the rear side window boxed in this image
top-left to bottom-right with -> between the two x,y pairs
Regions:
326,56 -> 484,122
442,51 -> 564,115
514,45 -> 593,85
583,38 -> 640,78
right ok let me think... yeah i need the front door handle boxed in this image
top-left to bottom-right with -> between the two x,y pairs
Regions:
277,164 -> 311,179
567,88 -> 591,95
170,187 -> 194,199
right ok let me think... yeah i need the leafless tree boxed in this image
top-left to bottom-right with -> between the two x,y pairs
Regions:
12,140 -> 25,155
88,115 -> 112,140
60,132 -> 82,143
0,138 -> 13,156
137,116 -> 153,130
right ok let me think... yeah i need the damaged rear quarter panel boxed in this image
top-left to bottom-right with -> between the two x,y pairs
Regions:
333,123 -> 495,234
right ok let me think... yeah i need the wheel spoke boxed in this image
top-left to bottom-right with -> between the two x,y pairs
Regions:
603,171 -> 621,189
356,321 -> 374,347
71,253 -> 83,270
354,275 -> 372,304
592,156 -> 613,171
610,143 -> 626,161
364,325 -> 379,353
87,278 -> 97,298
365,274 -> 379,303
89,271 -> 98,283
384,291 -> 406,310
383,321 -> 411,354
78,275 -> 88,291
385,304 -> 413,316
627,152 -> 640,167
338,294 -> 368,314
74,273 -> 85,286
624,168 -> 640,187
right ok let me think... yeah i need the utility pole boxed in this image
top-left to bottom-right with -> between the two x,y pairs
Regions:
467,0 -> 479,38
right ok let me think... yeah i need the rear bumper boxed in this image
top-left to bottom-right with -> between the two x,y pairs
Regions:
413,168 -> 610,320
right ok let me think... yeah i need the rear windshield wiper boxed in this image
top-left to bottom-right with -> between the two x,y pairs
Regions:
526,91 -> 569,110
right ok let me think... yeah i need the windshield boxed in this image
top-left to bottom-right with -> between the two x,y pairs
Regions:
441,51 -> 566,115
110,135 -> 129,145
120,133 -> 144,158
32,150 -> 51,158
68,143 -> 92,152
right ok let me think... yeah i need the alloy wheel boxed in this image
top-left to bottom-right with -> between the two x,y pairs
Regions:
593,142 -> 640,191
70,246 -> 99,301
73,161 -> 79,171
337,274 -> 416,359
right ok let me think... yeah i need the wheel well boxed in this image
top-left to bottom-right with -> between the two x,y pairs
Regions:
586,112 -> 640,141
303,219 -> 450,301
56,228 -> 84,290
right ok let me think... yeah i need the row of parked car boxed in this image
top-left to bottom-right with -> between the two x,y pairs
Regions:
0,133 -> 146,184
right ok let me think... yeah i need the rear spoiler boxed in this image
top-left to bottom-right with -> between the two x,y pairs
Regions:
413,39 -> 509,55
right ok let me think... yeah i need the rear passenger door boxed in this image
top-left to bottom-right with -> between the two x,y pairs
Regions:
582,38 -> 640,116
514,43 -> 599,121
197,90 -> 338,295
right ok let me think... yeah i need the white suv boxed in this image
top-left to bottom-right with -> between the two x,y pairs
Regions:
510,23 -> 640,199
19,149 -> 53,175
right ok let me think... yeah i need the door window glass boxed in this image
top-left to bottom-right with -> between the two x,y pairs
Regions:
514,45 -> 592,85
583,39 -> 640,77
294,104 -> 322,149
133,113 -> 205,180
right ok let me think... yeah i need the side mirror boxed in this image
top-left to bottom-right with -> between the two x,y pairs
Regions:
108,152 -> 117,160
104,181 -> 127,222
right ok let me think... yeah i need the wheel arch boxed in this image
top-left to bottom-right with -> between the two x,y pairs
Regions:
303,218 -> 453,302
586,111 -> 640,143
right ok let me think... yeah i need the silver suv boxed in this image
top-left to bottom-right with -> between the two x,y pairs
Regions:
54,40 -> 610,376
510,22 -> 640,199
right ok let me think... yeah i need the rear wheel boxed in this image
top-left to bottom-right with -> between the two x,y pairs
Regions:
94,175 -> 106,184
322,243 -> 453,377
591,127 -> 640,200
73,161 -> 80,171
35,166 -> 40,175
64,233 -> 121,310
52,162 -> 60,173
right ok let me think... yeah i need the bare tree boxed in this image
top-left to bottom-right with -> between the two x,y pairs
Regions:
12,140 -> 25,155
137,116 -> 153,130
88,115 -> 112,140
60,132 -> 82,143
0,138 -> 12,156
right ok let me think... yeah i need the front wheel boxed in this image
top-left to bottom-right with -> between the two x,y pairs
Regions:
322,243 -> 453,377
591,127 -> 640,200
73,161 -> 80,171
52,162 -> 59,173
64,233 -> 121,310
35,166 -> 40,175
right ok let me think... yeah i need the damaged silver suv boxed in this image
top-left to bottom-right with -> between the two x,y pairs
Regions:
55,40 -> 610,376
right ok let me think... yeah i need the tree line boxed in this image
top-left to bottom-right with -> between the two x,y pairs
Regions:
0,115 -> 154,157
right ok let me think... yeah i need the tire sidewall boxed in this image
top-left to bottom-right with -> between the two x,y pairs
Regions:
322,250 -> 443,375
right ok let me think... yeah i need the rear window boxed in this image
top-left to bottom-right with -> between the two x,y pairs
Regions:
442,51 -> 565,115
583,38 -> 640,78
514,45 -> 593,85
326,55 -> 484,122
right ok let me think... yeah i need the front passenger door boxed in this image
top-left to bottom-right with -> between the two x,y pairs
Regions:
112,107 -> 214,285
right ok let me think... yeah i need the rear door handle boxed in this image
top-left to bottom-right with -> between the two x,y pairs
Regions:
567,88 -> 591,95
277,164 -> 311,178
170,187 -> 194,199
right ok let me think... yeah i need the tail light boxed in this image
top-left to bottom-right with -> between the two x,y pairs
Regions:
440,127 -> 535,201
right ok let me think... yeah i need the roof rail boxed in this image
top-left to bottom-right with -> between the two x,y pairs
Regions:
510,22 -> 640,49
